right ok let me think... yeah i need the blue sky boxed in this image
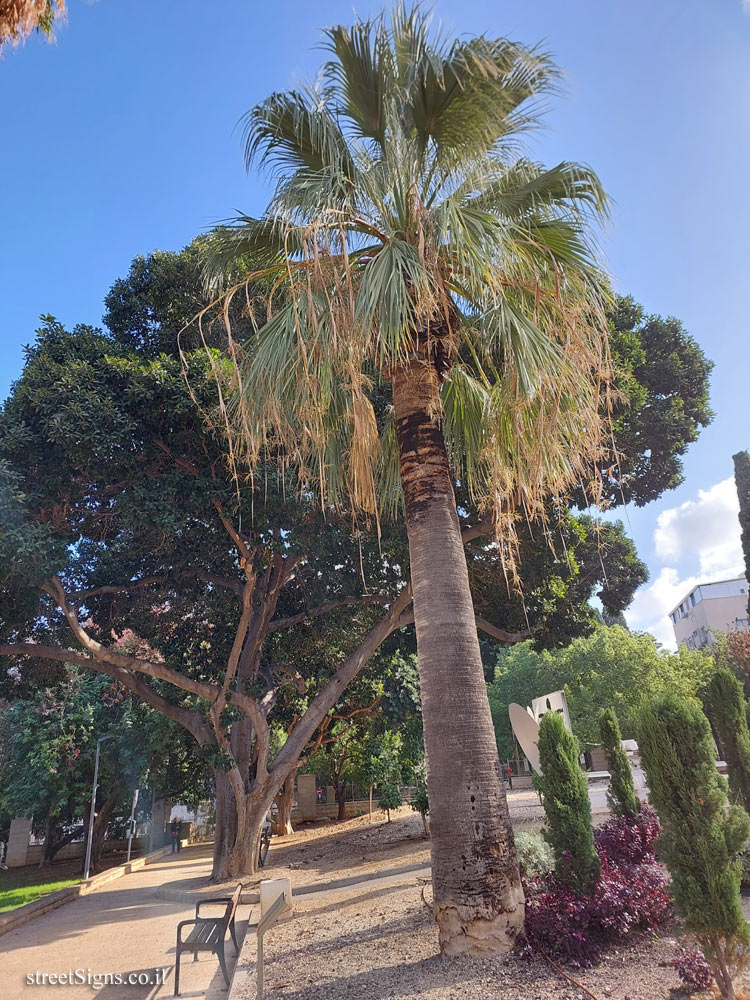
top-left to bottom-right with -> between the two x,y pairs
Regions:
1,0 -> 749,646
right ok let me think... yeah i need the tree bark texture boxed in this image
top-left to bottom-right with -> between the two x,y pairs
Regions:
273,772 -> 296,836
210,770 -> 280,881
392,358 -> 524,957
84,785 -> 119,876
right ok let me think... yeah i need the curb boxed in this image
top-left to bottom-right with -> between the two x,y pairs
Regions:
0,840 -> 192,938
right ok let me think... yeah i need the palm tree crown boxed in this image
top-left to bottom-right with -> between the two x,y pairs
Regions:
203,5 -> 612,557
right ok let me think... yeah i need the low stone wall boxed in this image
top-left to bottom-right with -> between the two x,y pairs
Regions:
24,836 -> 152,865
9,823 -> 195,868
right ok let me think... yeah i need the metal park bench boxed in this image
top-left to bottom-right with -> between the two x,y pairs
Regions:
174,882 -> 243,996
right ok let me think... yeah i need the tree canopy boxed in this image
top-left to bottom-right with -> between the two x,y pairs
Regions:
488,625 -> 714,758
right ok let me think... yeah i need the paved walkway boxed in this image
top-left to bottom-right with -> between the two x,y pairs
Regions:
2,846 -> 249,1000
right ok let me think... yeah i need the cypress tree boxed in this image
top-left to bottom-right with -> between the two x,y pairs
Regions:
706,668 -> 750,814
537,711 -> 600,892
598,708 -> 639,817
733,450 -> 750,619
639,695 -> 750,999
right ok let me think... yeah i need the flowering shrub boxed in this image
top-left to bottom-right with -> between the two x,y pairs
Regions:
671,948 -> 714,991
524,812 -> 671,968
593,805 -> 661,866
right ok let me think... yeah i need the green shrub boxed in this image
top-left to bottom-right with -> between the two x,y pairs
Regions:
378,784 -> 402,822
537,711 -> 600,892
706,668 -> 750,813
639,695 -> 750,999
514,831 -> 554,880
598,708 -> 639,817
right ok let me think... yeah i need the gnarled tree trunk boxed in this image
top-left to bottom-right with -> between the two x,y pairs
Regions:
392,357 -> 524,957
273,771 -> 296,836
333,777 -> 347,821
39,814 -> 59,868
84,785 -> 119,876
210,770 -> 284,881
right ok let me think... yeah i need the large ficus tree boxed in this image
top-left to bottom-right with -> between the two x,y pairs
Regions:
202,8 -> 613,954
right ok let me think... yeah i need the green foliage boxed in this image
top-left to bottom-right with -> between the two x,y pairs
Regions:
535,712 -> 601,892
410,759 -> 429,818
706,668 -> 750,813
733,451 -> 750,619
411,784 -> 429,818
0,668 -> 153,836
536,711 -> 600,892
202,5 -> 619,571
469,511 -> 647,654
514,830 -> 555,880
488,625 -> 713,760
639,695 -> 750,994
598,708 -> 639,817
378,784 -> 402,820
594,296 -> 714,508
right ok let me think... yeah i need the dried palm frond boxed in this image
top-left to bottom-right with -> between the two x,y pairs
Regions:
192,5 -> 620,577
1,0 -> 64,50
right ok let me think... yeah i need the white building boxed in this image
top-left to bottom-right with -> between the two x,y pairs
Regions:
669,576 -> 749,649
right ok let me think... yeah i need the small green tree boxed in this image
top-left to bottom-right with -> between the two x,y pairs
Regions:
706,668 -> 750,814
639,695 -> 750,999
378,785 -> 402,823
410,762 -> 430,838
536,711 -> 600,892
598,708 -> 639,817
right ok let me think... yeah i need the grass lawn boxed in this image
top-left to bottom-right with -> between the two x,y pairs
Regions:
0,858 -> 86,913
0,875 -> 79,913
0,846 -> 145,913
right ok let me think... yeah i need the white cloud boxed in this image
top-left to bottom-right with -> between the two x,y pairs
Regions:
653,477 -> 742,575
626,477 -> 744,649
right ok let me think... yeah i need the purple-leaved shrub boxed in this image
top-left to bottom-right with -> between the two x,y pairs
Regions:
594,805 -> 660,866
524,808 -> 671,967
671,948 -> 714,991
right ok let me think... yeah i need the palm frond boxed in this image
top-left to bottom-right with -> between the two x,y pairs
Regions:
196,4 -> 615,565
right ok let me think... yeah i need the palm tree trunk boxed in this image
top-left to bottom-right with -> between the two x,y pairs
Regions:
392,358 -> 525,957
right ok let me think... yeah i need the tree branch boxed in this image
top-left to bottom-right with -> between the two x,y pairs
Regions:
69,568 -> 244,601
461,516 -> 495,545
42,578 -> 220,702
268,593 -> 392,633
270,584 -> 413,778
475,616 -> 532,645
0,643 -> 215,746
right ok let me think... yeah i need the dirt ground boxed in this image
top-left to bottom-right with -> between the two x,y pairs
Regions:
204,787 -> 606,899
230,808 -> 749,1000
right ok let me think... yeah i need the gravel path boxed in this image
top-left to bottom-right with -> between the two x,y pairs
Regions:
232,872 -> 685,1000
230,809 -> 750,1000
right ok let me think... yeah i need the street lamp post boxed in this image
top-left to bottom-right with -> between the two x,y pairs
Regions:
126,788 -> 139,863
83,735 -> 113,882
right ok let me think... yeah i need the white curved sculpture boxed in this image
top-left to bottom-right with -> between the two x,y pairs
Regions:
508,703 -> 541,774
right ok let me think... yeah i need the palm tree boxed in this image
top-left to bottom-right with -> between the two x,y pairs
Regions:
202,6 -> 611,956
1,0 -> 64,51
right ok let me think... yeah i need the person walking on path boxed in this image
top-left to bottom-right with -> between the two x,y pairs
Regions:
170,817 -> 183,855
506,765 -> 513,791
